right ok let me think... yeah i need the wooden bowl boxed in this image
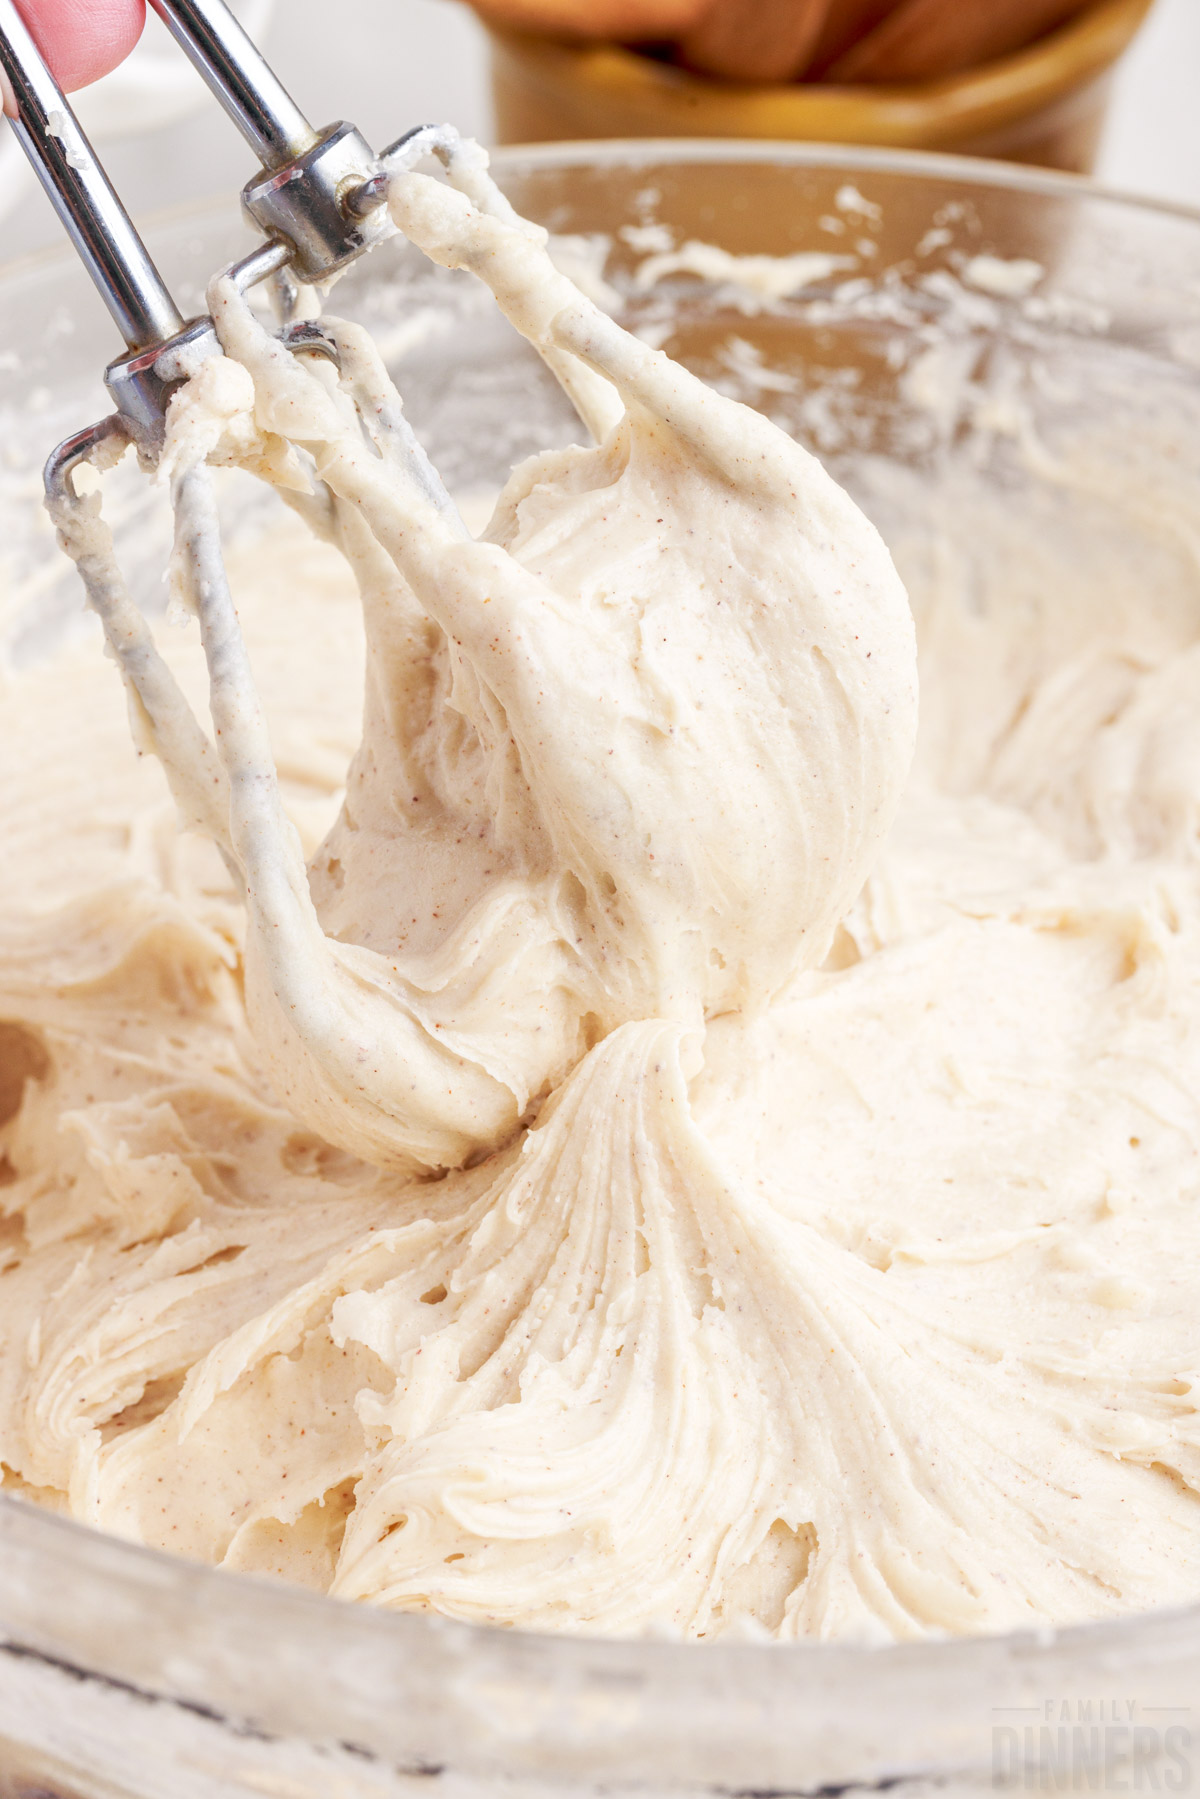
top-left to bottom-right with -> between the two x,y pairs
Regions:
488,0 -> 1153,174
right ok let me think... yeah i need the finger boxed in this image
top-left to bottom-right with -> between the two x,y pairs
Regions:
679,0 -> 835,82
824,0 -> 1093,82
466,0 -> 710,37
1,0 -> 145,115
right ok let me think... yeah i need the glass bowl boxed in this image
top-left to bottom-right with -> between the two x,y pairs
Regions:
2,143 -> 1200,1798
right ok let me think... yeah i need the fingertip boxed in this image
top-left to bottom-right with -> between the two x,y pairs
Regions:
4,0 -> 145,113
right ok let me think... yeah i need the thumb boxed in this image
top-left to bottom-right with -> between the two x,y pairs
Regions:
2,0 -> 145,115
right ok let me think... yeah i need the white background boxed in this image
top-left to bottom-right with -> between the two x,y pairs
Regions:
0,0 -> 1197,264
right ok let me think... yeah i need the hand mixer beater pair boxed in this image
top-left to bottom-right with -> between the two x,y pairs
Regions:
0,0 -> 427,486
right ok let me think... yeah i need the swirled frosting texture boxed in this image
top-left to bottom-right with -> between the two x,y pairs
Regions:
2,147 -> 1199,1641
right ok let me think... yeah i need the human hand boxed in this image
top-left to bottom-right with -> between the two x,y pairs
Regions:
1,0 -> 145,115
467,0 -> 1097,84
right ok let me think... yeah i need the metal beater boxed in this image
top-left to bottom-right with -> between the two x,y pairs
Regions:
0,0 -> 416,488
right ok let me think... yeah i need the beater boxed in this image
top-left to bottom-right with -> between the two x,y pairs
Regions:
0,0 -> 419,480
1,0 -> 911,1184
0,0 -> 482,960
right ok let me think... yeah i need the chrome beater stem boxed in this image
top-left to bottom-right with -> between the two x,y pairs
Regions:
147,0 -> 387,282
0,0 -> 402,457
147,0 -> 317,170
0,0 -> 183,352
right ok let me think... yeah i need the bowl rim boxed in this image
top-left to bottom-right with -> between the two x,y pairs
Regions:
489,134 -> 1200,223
5,137 -> 1200,301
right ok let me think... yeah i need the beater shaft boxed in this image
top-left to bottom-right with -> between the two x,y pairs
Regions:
3,0 -> 405,452
0,0 -> 183,350
146,0 -> 385,281
147,0 -> 317,170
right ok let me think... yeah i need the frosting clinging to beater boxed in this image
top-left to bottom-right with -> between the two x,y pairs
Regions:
154,139 -> 917,1172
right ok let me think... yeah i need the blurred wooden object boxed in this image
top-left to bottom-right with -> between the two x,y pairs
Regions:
488,0 -> 1154,174
678,0 -> 833,83
462,0 -> 711,34
474,0 -> 1122,84
826,0 -> 1097,81
662,0 -> 1100,84
805,0 -> 912,78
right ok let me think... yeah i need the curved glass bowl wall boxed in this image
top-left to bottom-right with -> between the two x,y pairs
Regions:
2,144 -> 1200,1798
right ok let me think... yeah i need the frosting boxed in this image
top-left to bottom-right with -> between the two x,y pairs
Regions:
2,144 -> 1198,1642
